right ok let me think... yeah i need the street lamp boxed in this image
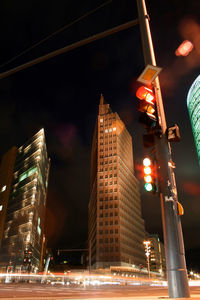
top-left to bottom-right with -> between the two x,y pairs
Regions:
143,240 -> 151,278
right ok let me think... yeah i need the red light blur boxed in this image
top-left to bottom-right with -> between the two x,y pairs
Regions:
182,182 -> 200,196
175,40 -> 194,57
136,86 -> 155,104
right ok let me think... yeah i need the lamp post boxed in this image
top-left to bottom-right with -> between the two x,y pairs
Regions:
143,240 -> 151,278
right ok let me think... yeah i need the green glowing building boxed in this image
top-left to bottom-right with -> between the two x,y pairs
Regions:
187,75 -> 200,165
0,129 -> 50,273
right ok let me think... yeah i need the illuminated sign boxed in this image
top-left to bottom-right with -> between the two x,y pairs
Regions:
137,64 -> 162,85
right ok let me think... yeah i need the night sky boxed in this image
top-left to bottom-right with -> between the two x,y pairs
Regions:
0,0 -> 200,271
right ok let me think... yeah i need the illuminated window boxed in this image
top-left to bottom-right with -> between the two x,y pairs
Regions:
24,145 -> 31,154
109,128 -> 112,132
100,119 -> 103,123
113,127 -> 116,131
19,166 -> 37,182
1,185 -> 6,192
0,205 -> 3,211
105,129 -> 108,133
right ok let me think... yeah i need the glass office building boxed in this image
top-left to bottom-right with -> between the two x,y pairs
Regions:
187,75 -> 200,165
0,129 -> 50,273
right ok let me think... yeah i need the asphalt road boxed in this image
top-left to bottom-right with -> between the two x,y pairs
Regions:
0,284 -> 200,300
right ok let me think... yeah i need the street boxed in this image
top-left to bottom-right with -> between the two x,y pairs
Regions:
0,283 -> 200,300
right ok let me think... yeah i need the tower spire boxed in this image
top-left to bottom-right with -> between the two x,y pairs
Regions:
100,93 -> 104,105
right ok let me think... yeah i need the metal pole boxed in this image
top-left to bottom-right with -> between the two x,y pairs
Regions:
147,255 -> 150,278
136,0 -> 190,298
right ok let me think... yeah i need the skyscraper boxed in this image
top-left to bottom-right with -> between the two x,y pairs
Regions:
187,75 -> 200,165
0,129 -> 50,273
88,95 -> 146,269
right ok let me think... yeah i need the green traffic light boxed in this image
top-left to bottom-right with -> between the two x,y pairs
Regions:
145,182 -> 153,192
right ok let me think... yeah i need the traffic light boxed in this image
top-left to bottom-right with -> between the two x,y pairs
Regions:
136,86 -> 157,129
143,157 -> 157,193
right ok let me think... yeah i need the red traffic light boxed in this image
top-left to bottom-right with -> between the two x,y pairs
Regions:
136,86 -> 155,104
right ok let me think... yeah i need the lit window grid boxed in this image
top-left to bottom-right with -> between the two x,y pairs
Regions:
1,129 -> 49,271
97,116 -> 144,265
187,75 -> 200,165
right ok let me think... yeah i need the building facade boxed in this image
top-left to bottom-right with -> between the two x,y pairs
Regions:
88,95 -> 146,269
187,75 -> 200,165
0,129 -> 50,273
148,234 -> 165,276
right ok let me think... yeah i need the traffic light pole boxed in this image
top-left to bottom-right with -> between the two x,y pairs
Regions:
136,0 -> 190,298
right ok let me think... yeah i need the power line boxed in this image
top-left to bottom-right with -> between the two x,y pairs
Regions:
0,19 -> 139,80
0,0 -> 112,70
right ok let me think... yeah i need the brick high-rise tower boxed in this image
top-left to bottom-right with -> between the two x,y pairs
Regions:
88,95 -> 146,269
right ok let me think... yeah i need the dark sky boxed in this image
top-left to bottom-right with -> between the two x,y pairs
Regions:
0,0 -> 200,270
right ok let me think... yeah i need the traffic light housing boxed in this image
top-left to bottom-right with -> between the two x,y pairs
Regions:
136,86 -> 157,129
143,157 -> 157,193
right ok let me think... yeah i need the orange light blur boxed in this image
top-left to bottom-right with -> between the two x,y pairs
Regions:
175,40 -> 194,57
144,175 -> 152,183
136,86 -> 155,104
144,166 -> 151,175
